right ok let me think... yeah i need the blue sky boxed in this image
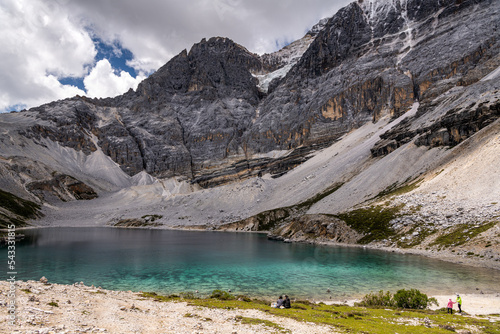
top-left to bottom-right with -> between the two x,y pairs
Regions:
0,0 -> 352,113
58,37 -> 139,92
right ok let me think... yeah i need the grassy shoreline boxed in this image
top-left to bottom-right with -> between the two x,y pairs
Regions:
4,280 -> 500,333
138,289 -> 500,333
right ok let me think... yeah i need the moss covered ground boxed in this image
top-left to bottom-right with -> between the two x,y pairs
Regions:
0,188 -> 41,228
140,292 -> 500,333
431,221 -> 498,248
335,204 -> 404,244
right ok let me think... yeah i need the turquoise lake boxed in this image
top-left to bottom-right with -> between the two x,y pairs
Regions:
3,227 -> 499,300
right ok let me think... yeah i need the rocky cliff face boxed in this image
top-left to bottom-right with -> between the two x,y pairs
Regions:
243,0 -> 499,155
0,0 -> 499,223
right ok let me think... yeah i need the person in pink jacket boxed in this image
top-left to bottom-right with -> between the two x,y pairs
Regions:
447,298 -> 456,314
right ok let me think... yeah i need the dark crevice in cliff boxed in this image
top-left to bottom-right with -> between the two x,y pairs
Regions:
175,115 -> 195,179
125,126 -> 147,172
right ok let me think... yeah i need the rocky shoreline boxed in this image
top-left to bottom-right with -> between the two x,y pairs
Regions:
1,280 -> 499,334
174,217 -> 500,272
1,280 -> 336,334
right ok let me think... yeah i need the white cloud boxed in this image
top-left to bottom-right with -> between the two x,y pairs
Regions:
0,0 -> 94,111
84,59 -> 146,98
68,0 -> 352,72
0,0 -> 353,112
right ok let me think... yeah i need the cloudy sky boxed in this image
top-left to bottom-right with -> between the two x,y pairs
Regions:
0,0 -> 352,112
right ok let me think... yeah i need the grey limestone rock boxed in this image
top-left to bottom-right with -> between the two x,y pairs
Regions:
0,0 -> 499,193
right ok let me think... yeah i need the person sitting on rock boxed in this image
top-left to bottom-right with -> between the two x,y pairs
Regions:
283,295 -> 291,309
276,295 -> 284,308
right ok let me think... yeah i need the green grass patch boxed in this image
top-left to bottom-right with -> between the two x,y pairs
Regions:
210,289 -> 236,300
139,291 -> 182,302
336,205 -> 404,244
295,183 -> 344,210
235,316 -> 289,332
430,221 -> 498,248
0,188 -> 41,228
396,223 -> 436,248
140,290 -> 499,334
375,179 -> 422,199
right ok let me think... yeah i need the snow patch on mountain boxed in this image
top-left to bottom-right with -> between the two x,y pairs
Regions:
252,64 -> 293,92
359,0 -> 406,21
252,18 -> 328,93
481,65 -> 500,82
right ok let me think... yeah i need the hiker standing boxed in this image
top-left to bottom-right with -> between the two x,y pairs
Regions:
456,294 -> 462,313
447,298 -> 456,314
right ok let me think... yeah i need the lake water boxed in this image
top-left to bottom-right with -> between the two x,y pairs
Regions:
3,227 -> 499,300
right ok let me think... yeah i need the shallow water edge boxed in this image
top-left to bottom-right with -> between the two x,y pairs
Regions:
9,224 -> 500,272
4,226 -> 500,301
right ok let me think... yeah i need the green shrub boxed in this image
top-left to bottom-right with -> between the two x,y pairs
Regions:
210,289 -> 235,300
431,222 -> 497,248
336,205 -> 403,244
236,295 -> 252,302
180,292 -> 197,299
357,289 -> 437,309
357,290 -> 394,307
393,289 -> 437,309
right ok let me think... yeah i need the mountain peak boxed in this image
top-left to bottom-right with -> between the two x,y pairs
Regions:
189,36 -> 242,54
306,17 -> 330,36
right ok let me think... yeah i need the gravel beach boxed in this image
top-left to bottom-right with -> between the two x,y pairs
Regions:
2,280 -> 499,334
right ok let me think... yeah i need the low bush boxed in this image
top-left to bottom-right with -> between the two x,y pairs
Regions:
236,295 -> 252,302
358,290 -> 394,307
357,289 -> 437,309
210,289 -> 235,300
393,289 -> 438,309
